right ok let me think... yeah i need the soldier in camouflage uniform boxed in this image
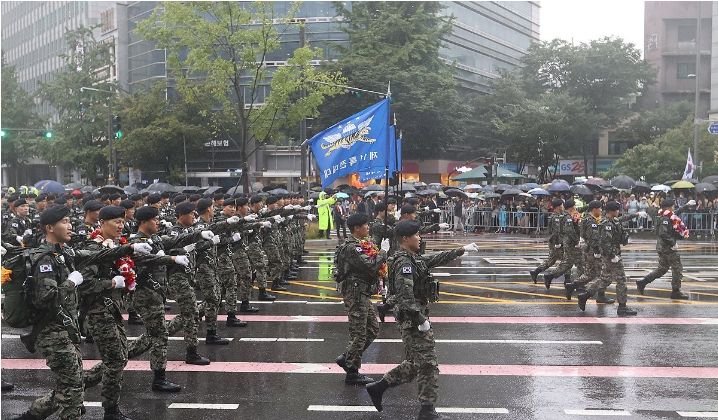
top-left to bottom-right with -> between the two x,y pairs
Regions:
213,198 -> 249,327
543,200 -> 583,296
2,198 -> 32,247
334,213 -> 388,385
231,197 -> 266,313
530,199 -> 565,283
567,201 -> 611,302
578,201 -> 644,315
636,198 -> 695,299
366,220 -> 477,420
262,196 -> 289,292
248,196 -> 277,301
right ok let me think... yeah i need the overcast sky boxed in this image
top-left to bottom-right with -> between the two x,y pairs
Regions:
539,0 -> 645,54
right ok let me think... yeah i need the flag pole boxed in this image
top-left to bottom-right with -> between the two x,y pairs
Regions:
384,82 -> 391,205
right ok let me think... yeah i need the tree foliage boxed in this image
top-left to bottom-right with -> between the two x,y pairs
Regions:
316,1 -> 470,160
136,1 -> 345,191
613,100 -> 693,146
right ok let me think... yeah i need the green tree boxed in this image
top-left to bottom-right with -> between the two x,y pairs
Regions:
613,100 -> 693,146
316,1 -> 470,160
136,1 -> 345,192
1,53 -> 43,186
35,26 -> 116,185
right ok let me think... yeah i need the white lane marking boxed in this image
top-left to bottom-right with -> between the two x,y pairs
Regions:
277,300 -> 308,304
306,301 -> 343,305
83,402 -> 103,407
239,338 -> 324,342
307,406 -> 509,413
289,315 -> 319,321
308,406 -> 378,412
168,403 -> 239,410
2,334 -> 21,339
677,412 -> 718,418
436,407 -> 510,414
289,363 -> 330,373
165,300 -> 272,304
373,339 -> 602,345
564,409 -> 631,416
119,337 -> 235,342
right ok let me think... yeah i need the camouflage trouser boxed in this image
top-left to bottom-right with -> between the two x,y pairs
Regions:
588,257 -> 628,304
553,244 -> 584,279
263,242 -> 284,283
232,247 -> 253,301
247,242 -> 269,288
536,245 -> 561,272
127,287 -> 168,371
575,248 -> 603,290
644,250 -> 683,290
84,307 -> 128,408
167,271 -> 200,348
281,234 -> 292,269
217,251 -> 238,313
196,262 -> 220,331
29,332 -> 84,420
383,307 -> 439,406
342,285 -> 379,370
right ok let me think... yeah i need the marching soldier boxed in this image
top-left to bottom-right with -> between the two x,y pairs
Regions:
248,196 -> 277,301
567,201 -> 610,302
530,199 -> 564,284
213,198 -> 249,327
543,199 -> 583,297
2,198 -> 32,246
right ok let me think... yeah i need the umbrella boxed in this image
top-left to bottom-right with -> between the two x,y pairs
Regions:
694,182 -> 718,193
344,187 -> 361,195
501,188 -> 523,196
98,185 -> 125,194
413,182 -> 427,188
570,185 -> 593,196
64,182 -> 84,190
701,175 -> 718,185
651,184 -> 671,192
550,179 -> 570,185
631,181 -> 651,194
336,184 -> 351,191
601,185 -> 619,193
203,186 -> 226,196
671,180 -> 695,189
335,192 -> 350,199
547,182 -> 570,192
81,186 -> 95,193
270,188 -> 290,195
444,189 -> 468,199
482,185 -> 495,192
528,188 -> 551,196
396,183 -> 416,192
485,193 -> 501,199
226,186 -> 246,195
179,186 -> 199,194
519,192 -> 533,198
610,175 -> 636,189
34,180 -> 66,195
523,182 -> 542,189
464,184 -> 482,190
310,186 -> 323,192
364,191 -> 377,198
494,184 -> 513,192
310,192 -> 321,199
361,184 -> 384,191
147,183 -> 176,192
584,177 -> 607,186
428,183 -> 444,189
123,186 -> 139,194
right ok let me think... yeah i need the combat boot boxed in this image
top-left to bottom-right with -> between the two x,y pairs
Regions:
635,278 -> 649,295
152,369 -> 181,392
529,269 -> 539,284
8,412 -> 40,420
302,250 -> 310,255
366,378 -> 389,412
226,312 -> 248,327
670,289 -> 689,300
577,292 -> 590,311
239,300 -> 260,313
543,271 -> 555,289
595,292 -> 615,304
345,369 -> 374,385
206,330 -> 230,345
258,288 -> 276,301
564,282 -> 575,301
127,310 -> 143,325
290,264 -> 299,272
285,270 -> 298,280
103,405 -> 131,420
185,346 -> 210,365
376,303 -> 388,323
617,304 -> 638,316
2,380 -> 14,391
271,281 -> 287,291
335,353 -> 349,373
296,256 -> 308,265
164,304 -> 171,311
418,404 -> 449,420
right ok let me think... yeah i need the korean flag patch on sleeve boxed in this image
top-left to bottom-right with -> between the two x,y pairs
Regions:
662,220 -> 669,225
39,264 -> 53,273
402,266 -> 412,274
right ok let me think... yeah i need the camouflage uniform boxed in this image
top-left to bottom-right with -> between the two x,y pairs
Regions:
194,217 -> 222,331
381,247 -> 465,406
642,206 -> 689,291
586,213 -> 637,303
335,236 -> 387,370
2,214 -> 31,246
533,211 -> 564,275
263,217 -> 286,287
370,217 -> 394,250
574,214 -> 603,290
552,212 -> 584,279
247,211 -> 271,290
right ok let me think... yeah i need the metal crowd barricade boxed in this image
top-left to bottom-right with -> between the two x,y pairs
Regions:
436,205 -> 549,235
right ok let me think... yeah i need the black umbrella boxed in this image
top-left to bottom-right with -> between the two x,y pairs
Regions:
309,191 -> 321,199
98,185 -> 124,194
81,186 -> 95,193
570,185 -> 593,196
396,183 -> 416,192
336,184 -> 352,191
701,175 -> 718,185
310,186 -> 323,192
694,182 -> 718,193
609,175 -> 636,190
226,186 -> 246,195
270,188 -> 290,195
601,185 -> 619,193
484,193 -> 501,199
631,181 -> 651,193
123,186 -> 139,194
501,188 -> 523,196
147,183 -> 176,192
64,182 -> 84,190
517,184 -> 531,192
444,189 -> 468,198
180,186 -> 199,194
361,184 -> 384,191
202,186 -> 226,196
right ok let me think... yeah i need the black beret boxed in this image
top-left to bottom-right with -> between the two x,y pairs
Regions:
54,197 -> 67,205
146,194 -> 161,205
108,193 -> 121,201
12,198 -> 28,207
564,199 -> 575,209
135,206 -> 159,222
101,194 -> 110,201
375,203 -> 387,213
250,196 -> 263,205
40,204 -> 70,226
400,204 -> 416,215
160,192 -> 171,199
266,196 -> 278,205
588,200 -> 603,210
189,194 -> 202,202
173,195 -> 187,204
36,194 -> 48,202
223,194 -> 231,199
130,194 -> 142,201
19,194 -> 29,199
605,201 -> 621,212
83,200 -> 104,212
119,200 -> 135,210
214,194 -> 225,200
394,219 -> 421,238
236,198 -> 249,207
175,202 -> 196,215
346,212 -> 369,229
408,198 -> 420,205
551,198 -> 564,208
223,199 -> 236,207
7,194 -> 18,202
661,198 -> 675,208
386,198 -> 397,204
141,192 -> 150,197
196,198 -> 213,213
99,205 -> 126,220
29,193 -> 37,198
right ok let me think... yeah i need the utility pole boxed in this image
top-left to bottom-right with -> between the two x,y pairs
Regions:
298,20 -> 308,199
108,96 -> 115,183
693,4 -> 702,177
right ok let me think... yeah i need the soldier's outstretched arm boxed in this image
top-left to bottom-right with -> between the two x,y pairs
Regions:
74,244 -> 134,268
423,247 -> 465,270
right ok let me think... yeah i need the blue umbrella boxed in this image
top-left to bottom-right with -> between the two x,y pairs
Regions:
528,188 -> 551,196
34,180 -> 65,194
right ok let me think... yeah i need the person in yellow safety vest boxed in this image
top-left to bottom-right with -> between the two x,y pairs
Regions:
317,191 -> 337,239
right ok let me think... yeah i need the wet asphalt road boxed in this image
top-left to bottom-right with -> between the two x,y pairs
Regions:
2,234 -> 717,419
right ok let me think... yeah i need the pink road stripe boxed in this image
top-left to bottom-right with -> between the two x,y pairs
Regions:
3,359 -> 717,378
124,314 -> 715,325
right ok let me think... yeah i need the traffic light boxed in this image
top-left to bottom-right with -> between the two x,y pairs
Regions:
35,130 -> 53,139
112,115 -> 122,139
0,129 -> 6,139
485,158 -> 493,168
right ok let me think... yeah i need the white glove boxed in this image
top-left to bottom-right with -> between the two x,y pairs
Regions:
201,230 -> 215,240
610,256 -> 621,263
232,232 -> 241,242
578,238 -> 585,247
418,320 -> 431,332
308,198 -> 315,203
307,214 -> 317,221
261,221 -> 272,228
594,253 -> 601,259
16,236 -> 24,244
287,215 -> 294,220
210,235 -> 221,245
129,234 -> 137,239
555,244 -> 562,249
279,217 -> 286,223
273,215 -> 282,221
161,220 -> 173,228
174,255 -> 189,266
687,200 -> 696,206
244,215 -> 257,221
433,208 -> 442,214
183,243 -> 196,253
133,243 -> 152,255
439,223 -> 450,230
380,238 -> 390,252
463,243 -> 479,252
128,282 -> 136,291
226,216 -> 240,224
156,250 -> 166,257
302,205 -> 312,211
671,244 -> 678,251
637,211 -> 648,218
23,229 -> 32,236
421,206 -> 430,212
0,246 -> 6,256
68,271 -> 84,287
112,275 -> 125,289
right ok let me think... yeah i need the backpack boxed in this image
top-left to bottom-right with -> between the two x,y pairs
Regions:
1,248 -> 53,328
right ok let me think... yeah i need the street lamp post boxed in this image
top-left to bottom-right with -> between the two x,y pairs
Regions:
693,5 -> 702,177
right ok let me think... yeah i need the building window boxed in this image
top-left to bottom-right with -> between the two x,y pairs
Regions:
677,62 -> 696,79
677,25 -> 696,43
608,132 -> 629,155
